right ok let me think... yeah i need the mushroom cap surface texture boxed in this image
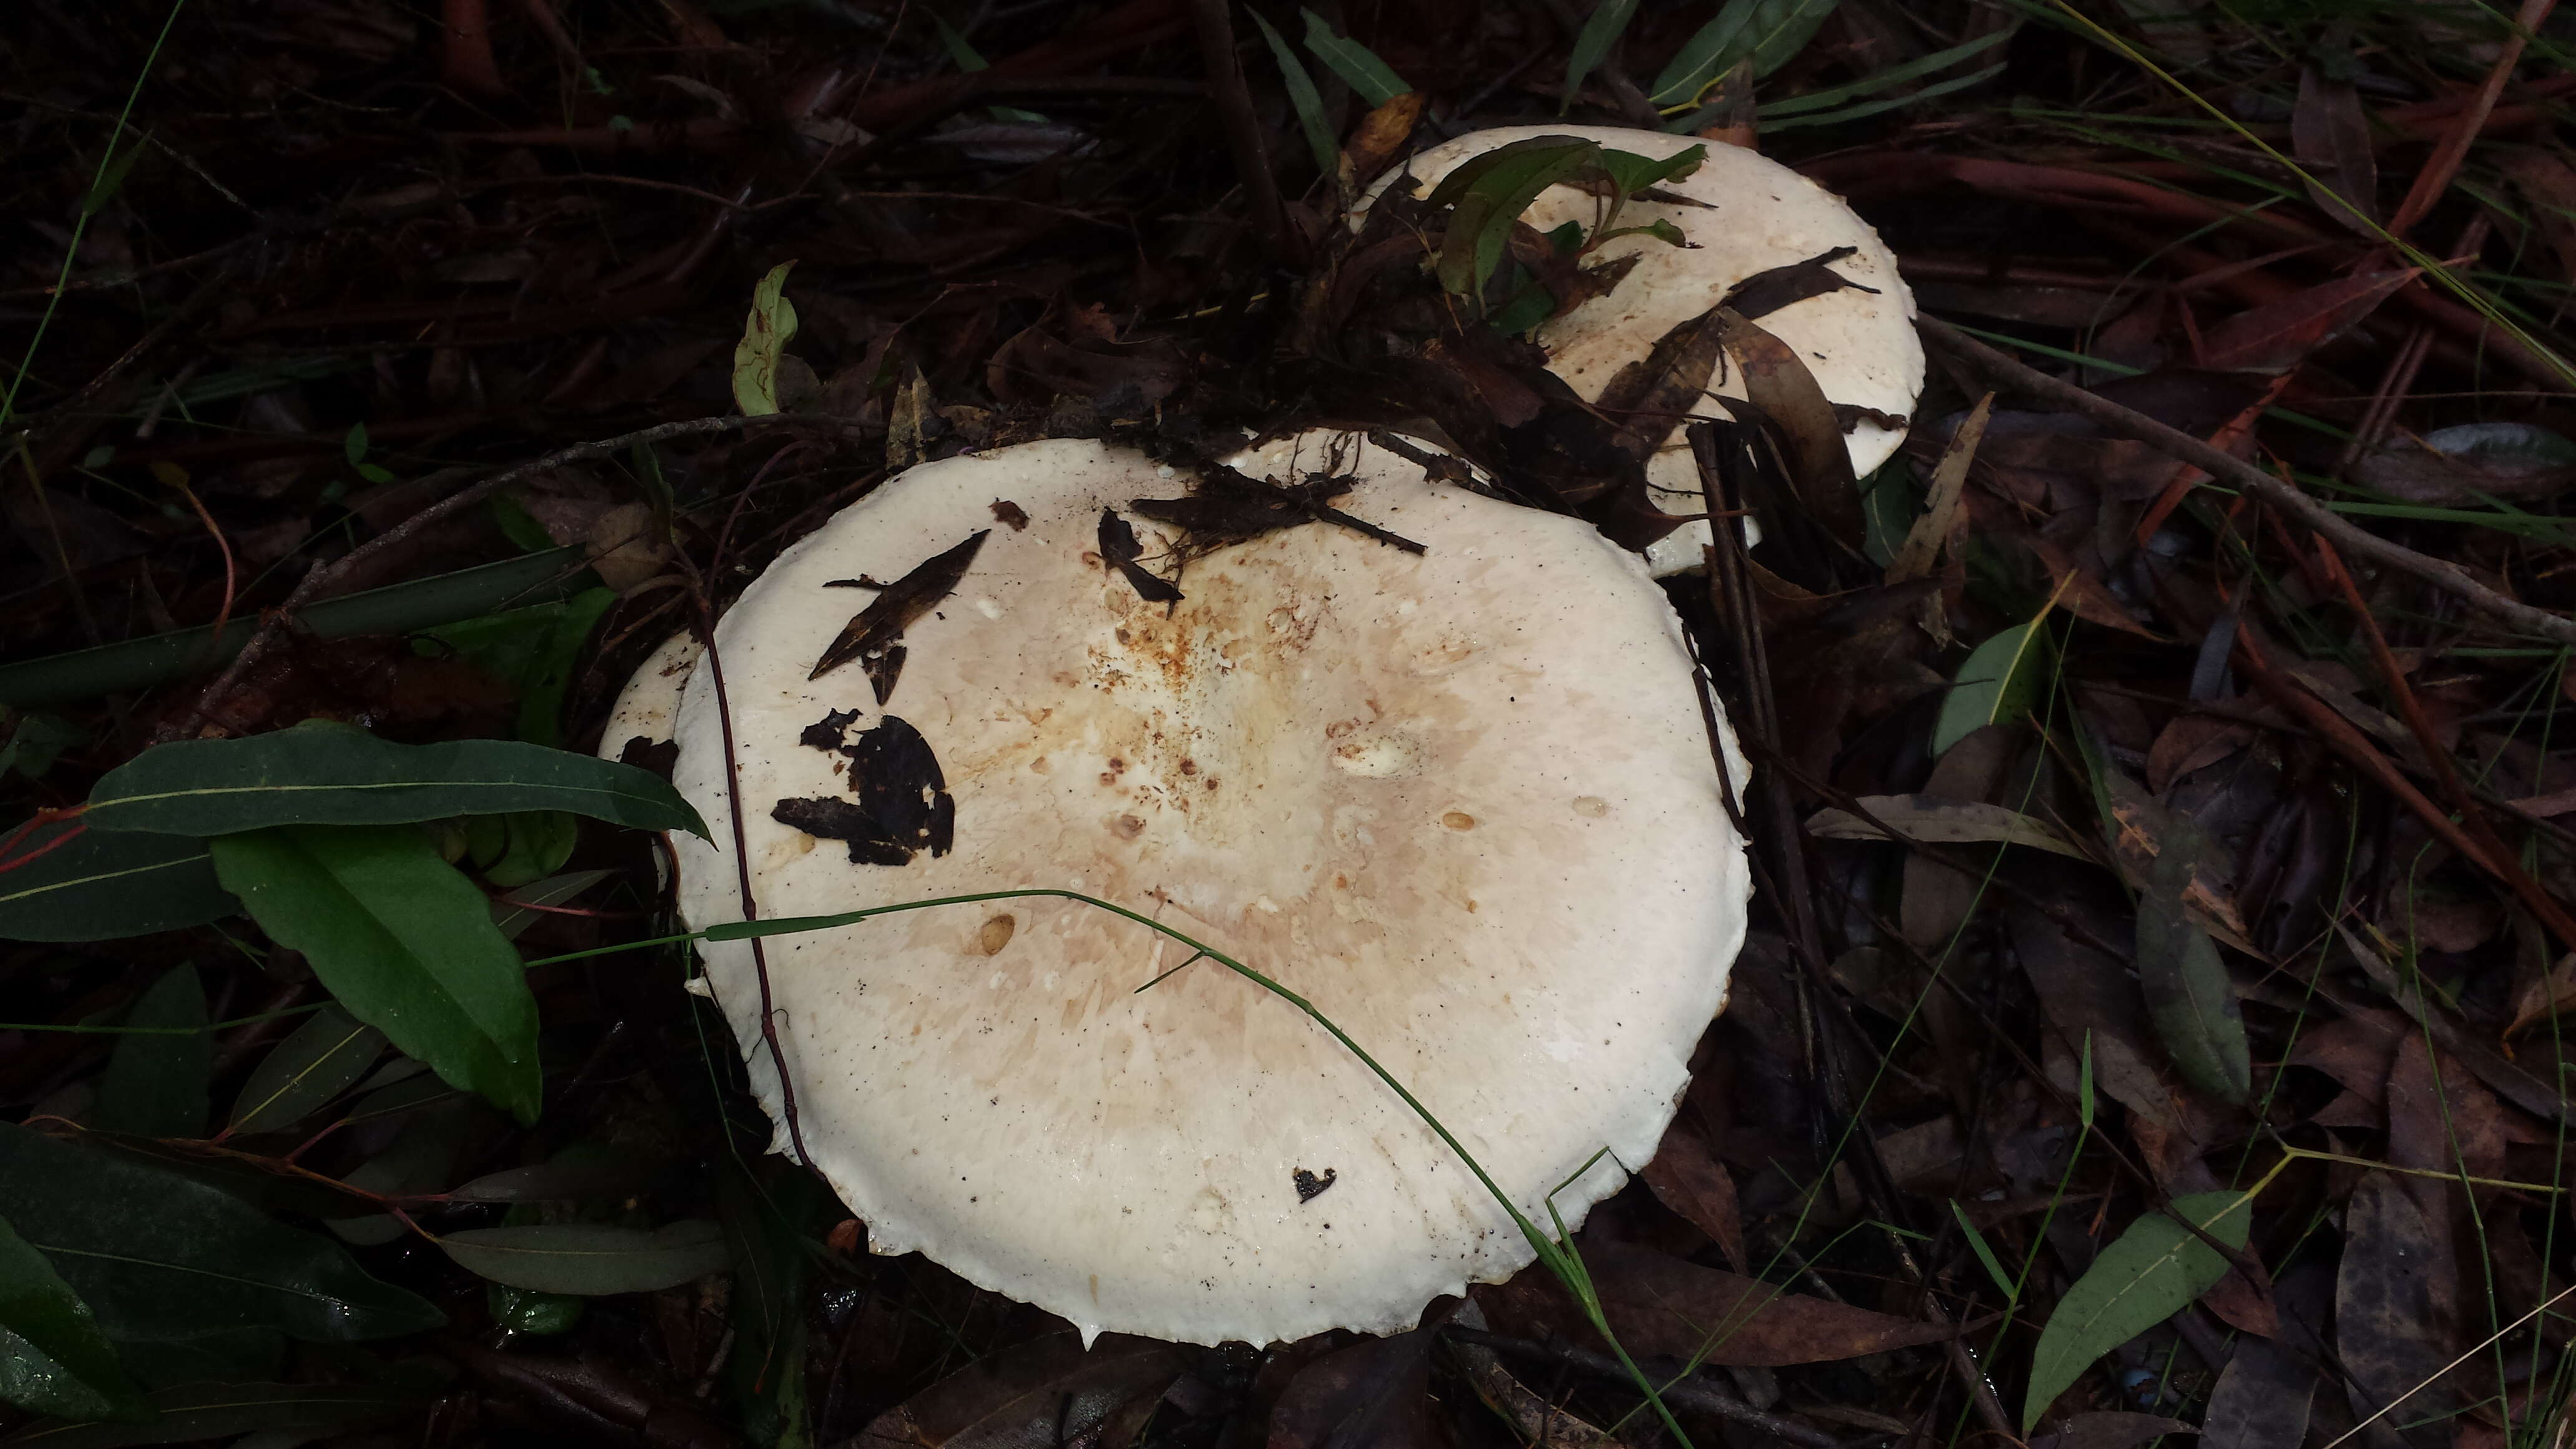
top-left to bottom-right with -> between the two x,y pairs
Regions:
599,631 -> 701,762
1357,125 -> 1923,575
666,432 -> 1749,1347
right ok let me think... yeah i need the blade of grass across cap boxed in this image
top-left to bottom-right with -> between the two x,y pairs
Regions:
82,721 -> 704,837
0,1213 -> 149,1423
1299,9 -> 1410,106
2021,1190 -> 2253,1432
0,820 -> 231,943
0,1121 -> 444,1344
209,825 -> 542,1125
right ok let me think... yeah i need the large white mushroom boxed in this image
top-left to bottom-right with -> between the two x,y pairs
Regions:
646,430 -> 1750,1346
1355,125 -> 1923,575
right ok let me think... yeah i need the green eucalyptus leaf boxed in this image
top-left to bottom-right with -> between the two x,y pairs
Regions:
225,1007 -> 388,1138
0,1379 -> 433,1449
1563,0 -> 1641,109
0,822 -> 230,943
83,721 -> 704,837
1428,140 -> 1603,300
2022,1190 -> 2253,1432
209,825 -> 542,1125
437,1222 -> 731,1295
92,967 -> 209,1139
2137,854 -> 2253,1103
1252,10 -> 1337,175
1931,618 -> 2052,756
732,262 -> 799,417
485,1283 -> 585,1335
0,1123 -> 443,1344
0,1214 -> 148,1423
1300,9 -> 1410,105
473,812 -> 578,890
490,869 -> 613,940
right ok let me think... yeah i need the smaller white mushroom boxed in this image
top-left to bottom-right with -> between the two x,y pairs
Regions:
1355,125 -> 1924,575
597,630 -> 702,765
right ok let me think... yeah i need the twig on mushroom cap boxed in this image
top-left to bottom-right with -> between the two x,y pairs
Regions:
1916,315 -> 2576,647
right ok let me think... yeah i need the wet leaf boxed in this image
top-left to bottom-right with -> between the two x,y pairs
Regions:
2007,898 -> 2185,1131
83,721 -> 704,837
0,1214 -> 147,1423
225,1007 -> 386,1138
210,824 -> 542,1125
1806,794 -> 2091,859
2029,1412 -> 2195,1449
852,1330 -> 1186,1448
809,530 -> 992,698
2202,1311 -> 2318,1448
2197,269 -> 2417,373
92,966 -> 209,1139
1932,618 -> 2051,756
2135,852 -> 2253,1103
2353,420 -> 2576,504
2027,537 -> 2163,640
0,1380 -> 432,1449
732,261 -> 799,416
776,714 -> 954,866
1716,308 -> 1864,547
436,1221 -> 729,1295
2337,1172 -> 2457,1449
1640,1116 -> 1747,1271
1481,1241 -> 1952,1365
1887,395 -> 1989,587
1095,509 -> 1184,605
1299,9 -> 1410,105
2021,1189 -> 2253,1432
2293,62 -> 2380,235
1270,1329 -> 1438,1449
1427,139 -> 1601,301
0,821 -> 230,943
484,1282 -> 583,1335
0,1123 -> 442,1344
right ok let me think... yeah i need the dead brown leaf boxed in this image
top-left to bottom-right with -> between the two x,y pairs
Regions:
1478,1242 -> 1953,1366
852,1332 -> 1186,1449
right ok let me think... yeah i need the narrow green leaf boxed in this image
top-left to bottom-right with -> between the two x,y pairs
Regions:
437,1222 -> 731,1295
1563,0 -> 1642,109
0,1123 -> 444,1344
1948,1201 -> 2017,1302
83,720 -> 705,838
0,1214 -> 148,1423
1431,141 -> 1603,300
209,825 -> 542,1125
2021,1190 -> 2253,1432
79,132 -> 150,217
1252,10 -> 1339,174
0,1379 -> 432,1449
2136,854 -> 2253,1103
1931,619 -> 2050,756
490,869 -> 612,941
0,822 -> 231,943
1589,144 -> 1706,197
340,424 -> 369,467
92,967 -> 209,1139
1759,59 -> 2007,133
1737,0 -> 1840,77
1649,0 -> 1755,104
732,261 -> 799,417
225,1007 -> 387,1138
1757,28 -> 2011,117
1300,9 -> 1411,105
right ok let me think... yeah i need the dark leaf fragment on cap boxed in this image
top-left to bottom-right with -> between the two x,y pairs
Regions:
1131,462 -> 1425,559
1720,245 -> 1875,322
777,713 -> 955,865
1096,508 -> 1184,605
810,530 -> 992,700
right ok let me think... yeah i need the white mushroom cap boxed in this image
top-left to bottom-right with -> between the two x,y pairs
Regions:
665,432 -> 1749,1347
597,631 -> 703,763
1355,125 -> 1923,575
